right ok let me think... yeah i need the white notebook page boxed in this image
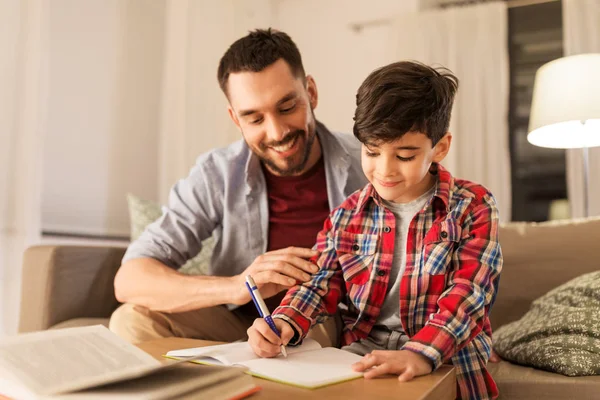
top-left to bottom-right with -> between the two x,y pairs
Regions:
240,347 -> 364,388
166,338 -> 322,365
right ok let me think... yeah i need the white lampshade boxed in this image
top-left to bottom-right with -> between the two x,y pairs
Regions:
527,53 -> 600,149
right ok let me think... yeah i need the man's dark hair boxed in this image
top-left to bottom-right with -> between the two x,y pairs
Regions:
217,28 -> 305,96
353,61 -> 459,146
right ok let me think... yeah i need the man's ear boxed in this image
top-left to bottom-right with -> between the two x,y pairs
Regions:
306,75 -> 318,110
228,105 -> 242,131
432,133 -> 452,163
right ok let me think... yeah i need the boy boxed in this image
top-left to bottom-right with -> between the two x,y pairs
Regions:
247,61 -> 502,400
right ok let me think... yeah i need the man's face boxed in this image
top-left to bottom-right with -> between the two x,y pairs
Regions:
226,59 -> 320,177
361,132 -> 451,203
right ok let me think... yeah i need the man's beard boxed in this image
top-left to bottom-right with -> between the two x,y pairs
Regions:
249,121 -> 318,177
261,129 -> 316,176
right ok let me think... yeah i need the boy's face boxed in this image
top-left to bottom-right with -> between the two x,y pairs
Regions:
226,58 -> 321,177
361,132 -> 452,203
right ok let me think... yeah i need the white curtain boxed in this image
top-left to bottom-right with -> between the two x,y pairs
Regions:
158,0 -> 193,202
563,0 -> 600,218
0,0 -> 48,336
158,0 -> 275,203
389,2 -> 511,221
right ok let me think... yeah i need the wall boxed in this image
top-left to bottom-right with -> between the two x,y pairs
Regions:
182,0 -> 277,156
1,0 -> 48,336
41,0 -> 278,226
157,0 -> 420,199
41,0 -> 165,238
157,0 -> 277,201
40,0 -> 421,234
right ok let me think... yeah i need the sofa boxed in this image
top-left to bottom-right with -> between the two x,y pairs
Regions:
486,217 -> 600,399
18,217 -> 600,399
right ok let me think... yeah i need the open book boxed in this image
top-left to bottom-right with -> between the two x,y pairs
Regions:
166,338 -> 364,389
0,325 -> 258,400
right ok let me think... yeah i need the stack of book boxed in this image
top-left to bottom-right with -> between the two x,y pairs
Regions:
0,326 -> 259,400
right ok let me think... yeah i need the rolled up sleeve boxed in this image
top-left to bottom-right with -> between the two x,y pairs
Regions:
123,155 -> 223,269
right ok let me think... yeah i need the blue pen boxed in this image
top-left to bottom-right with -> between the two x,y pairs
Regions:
245,275 -> 288,358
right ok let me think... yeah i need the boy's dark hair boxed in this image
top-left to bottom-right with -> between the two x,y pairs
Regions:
217,28 -> 305,96
353,61 -> 458,146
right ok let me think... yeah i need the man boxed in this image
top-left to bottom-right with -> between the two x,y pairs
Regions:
109,29 -> 366,345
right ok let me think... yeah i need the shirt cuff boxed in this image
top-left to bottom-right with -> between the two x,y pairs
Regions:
401,323 -> 457,370
272,306 -> 313,346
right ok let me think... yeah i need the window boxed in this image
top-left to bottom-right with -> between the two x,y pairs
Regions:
429,0 -> 566,221
508,0 -> 565,221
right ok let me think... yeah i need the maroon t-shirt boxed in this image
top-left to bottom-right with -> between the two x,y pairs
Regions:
240,158 -> 330,317
263,157 -> 330,251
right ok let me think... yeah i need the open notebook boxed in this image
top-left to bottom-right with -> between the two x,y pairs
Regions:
166,338 -> 364,389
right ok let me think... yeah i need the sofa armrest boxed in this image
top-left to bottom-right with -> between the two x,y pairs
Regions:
18,245 -> 127,333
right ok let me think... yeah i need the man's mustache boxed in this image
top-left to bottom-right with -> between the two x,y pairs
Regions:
263,130 -> 304,148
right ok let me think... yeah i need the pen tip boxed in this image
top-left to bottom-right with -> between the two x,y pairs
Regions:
281,345 -> 288,358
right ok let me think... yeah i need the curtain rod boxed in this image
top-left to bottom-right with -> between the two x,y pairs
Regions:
348,0 -> 559,32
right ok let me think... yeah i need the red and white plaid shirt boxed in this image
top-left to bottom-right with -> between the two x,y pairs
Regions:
273,163 -> 502,400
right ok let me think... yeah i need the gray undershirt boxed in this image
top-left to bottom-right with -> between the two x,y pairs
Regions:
373,184 -> 436,332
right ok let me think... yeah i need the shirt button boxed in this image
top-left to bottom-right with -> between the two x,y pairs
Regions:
376,269 -> 386,277
352,244 -> 360,252
383,226 -> 391,233
441,231 -> 448,239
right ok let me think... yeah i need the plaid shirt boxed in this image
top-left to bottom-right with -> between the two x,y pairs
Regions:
273,163 -> 502,400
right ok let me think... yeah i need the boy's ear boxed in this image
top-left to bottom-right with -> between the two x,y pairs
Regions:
432,133 -> 452,163
227,105 -> 242,131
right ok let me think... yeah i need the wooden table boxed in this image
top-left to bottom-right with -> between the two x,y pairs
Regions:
137,337 -> 456,400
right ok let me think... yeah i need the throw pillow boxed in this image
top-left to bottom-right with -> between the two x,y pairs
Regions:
126,193 -> 214,275
493,271 -> 600,376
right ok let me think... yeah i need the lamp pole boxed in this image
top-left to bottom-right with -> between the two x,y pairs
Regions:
580,119 -> 592,218
582,144 -> 589,218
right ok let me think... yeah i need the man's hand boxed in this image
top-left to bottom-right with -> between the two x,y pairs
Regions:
230,247 -> 319,305
352,350 -> 433,382
247,318 -> 295,358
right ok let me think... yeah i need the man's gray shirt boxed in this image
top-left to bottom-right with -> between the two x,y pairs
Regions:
123,122 -> 367,278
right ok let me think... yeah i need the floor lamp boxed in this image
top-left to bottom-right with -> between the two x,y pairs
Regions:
527,54 -> 600,218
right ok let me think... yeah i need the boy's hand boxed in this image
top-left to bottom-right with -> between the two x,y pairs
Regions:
231,247 -> 319,305
247,318 -> 295,358
352,350 -> 433,382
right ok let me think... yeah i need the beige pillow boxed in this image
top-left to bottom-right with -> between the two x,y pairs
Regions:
491,216 -> 600,329
126,193 -> 214,275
